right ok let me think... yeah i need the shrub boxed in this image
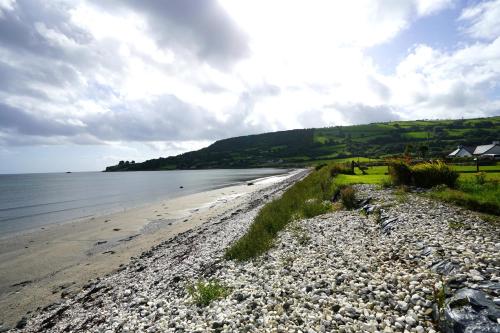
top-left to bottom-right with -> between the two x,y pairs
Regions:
340,186 -> 356,209
330,162 -> 354,177
388,160 -> 458,188
388,160 -> 412,185
411,161 -> 458,188
187,280 -> 230,306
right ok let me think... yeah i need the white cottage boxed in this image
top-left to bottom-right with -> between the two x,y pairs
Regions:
448,145 -> 475,157
473,141 -> 500,156
448,141 -> 500,159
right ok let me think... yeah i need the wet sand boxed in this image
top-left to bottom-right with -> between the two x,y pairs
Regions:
0,171 -> 297,328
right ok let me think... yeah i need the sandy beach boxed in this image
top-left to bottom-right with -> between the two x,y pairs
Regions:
0,170 -> 302,328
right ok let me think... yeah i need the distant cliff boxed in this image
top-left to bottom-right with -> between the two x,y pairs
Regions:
105,116 -> 500,171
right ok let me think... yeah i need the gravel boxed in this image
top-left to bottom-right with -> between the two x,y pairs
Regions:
17,182 -> 500,332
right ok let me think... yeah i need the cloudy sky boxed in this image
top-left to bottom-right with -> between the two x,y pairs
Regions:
0,0 -> 499,173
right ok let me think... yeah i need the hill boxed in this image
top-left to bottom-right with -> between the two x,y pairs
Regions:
105,116 -> 500,171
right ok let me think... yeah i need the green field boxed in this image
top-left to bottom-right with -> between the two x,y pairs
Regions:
334,162 -> 500,216
106,116 -> 500,171
334,166 -> 389,186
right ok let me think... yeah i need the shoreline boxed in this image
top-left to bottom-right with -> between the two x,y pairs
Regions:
0,169 -> 305,328
0,169 -> 292,240
17,181 -> 500,332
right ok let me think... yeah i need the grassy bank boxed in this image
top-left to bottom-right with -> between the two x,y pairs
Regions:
428,179 -> 500,216
225,163 -> 353,261
226,160 -> 499,261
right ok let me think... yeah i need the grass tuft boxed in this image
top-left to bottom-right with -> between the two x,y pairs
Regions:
340,186 -> 357,209
187,280 -> 230,306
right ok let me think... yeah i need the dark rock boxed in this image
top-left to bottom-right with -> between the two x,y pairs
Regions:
212,322 -> 224,329
358,197 -> 371,207
431,260 -> 459,275
247,182 -> 254,186
15,317 -> 27,329
233,293 -> 246,303
380,217 -> 398,234
440,288 -> 500,333
248,301 -> 258,310
305,286 -> 313,292
332,304 -> 341,313
11,280 -> 32,287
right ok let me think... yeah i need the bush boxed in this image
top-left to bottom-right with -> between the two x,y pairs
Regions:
330,162 -> 354,177
388,160 -> 458,188
388,160 -> 412,185
411,161 -> 458,188
187,280 -> 230,306
340,186 -> 356,209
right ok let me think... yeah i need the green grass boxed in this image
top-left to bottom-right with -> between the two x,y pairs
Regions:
187,280 -> 230,306
225,163 -> 353,261
450,165 -> 500,173
404,131 -> 429,139
428,178 -> 500,215
334,166 -> 389,186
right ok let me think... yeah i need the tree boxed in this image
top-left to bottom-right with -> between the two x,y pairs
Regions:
118,161 -> 125,166
418,145 -> 429,158
404,144 -> 413,156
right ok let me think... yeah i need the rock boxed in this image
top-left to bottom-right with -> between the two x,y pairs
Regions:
440,288 -> 500,333
380,217 -> 398,234
397,301 -> 409,311
16,317 -> 27,329
430,260 -> 459,275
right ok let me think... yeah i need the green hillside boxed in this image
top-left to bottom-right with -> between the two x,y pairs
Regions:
105,116 -> 500,171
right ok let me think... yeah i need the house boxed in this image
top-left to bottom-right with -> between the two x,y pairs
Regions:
448,145 -> 475,157
473,141 -> 500,157
448,141 -> 500,159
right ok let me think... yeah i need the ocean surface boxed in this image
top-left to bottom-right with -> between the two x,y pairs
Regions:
0,169 -> 289,235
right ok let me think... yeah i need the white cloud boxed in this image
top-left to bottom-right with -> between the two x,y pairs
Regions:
0,0 -> 498,172
459,0 -> 500,40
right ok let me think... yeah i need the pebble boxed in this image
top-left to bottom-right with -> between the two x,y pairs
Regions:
17,183 -> 500,333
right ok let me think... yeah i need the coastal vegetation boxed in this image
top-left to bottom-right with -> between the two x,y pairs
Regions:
225,162 -> 353,261
187,280 -> 230,307
428,178 -> 500,216
388,160 -> 459,188
105,116 -> 500,171
227,158 -> 499,261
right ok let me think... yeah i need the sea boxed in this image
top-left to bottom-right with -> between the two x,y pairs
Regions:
0,168 -> 289,236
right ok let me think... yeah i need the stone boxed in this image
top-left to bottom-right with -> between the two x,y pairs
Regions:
440,288 -> 500,333
15,317 -> 27,329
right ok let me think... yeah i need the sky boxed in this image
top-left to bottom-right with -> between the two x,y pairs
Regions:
0,0 -> 499,173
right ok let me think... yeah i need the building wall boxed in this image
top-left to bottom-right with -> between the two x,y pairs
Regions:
456,149 -> 472,157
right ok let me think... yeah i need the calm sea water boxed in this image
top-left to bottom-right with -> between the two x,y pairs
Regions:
0,169 -> 289,235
